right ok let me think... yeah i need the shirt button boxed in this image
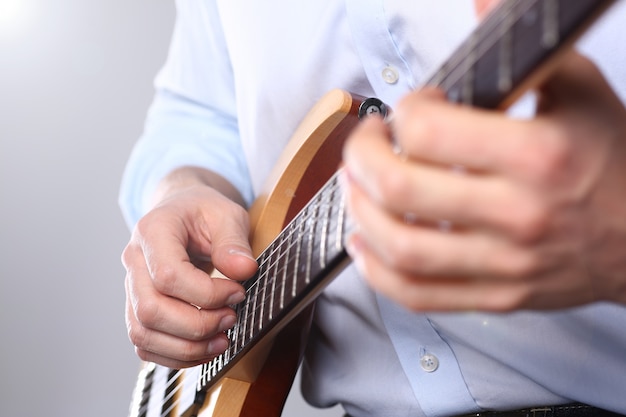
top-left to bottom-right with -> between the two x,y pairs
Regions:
420,353 -> 439,373
382,65 -> 399,84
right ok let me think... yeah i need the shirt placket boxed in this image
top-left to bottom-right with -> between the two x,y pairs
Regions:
345,0 -> 416,107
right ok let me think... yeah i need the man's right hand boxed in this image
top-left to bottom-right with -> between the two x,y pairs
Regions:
121,167 -> 258,369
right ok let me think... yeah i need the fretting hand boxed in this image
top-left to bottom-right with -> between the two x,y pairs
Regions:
342,52 -> 626,311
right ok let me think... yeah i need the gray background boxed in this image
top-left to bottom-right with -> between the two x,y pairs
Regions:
0,1 -> 339,416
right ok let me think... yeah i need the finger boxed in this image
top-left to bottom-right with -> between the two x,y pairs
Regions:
392,89 -> 562,180
125,289 -> 231,368
348,240 -> 535,312
195,202 -> 258,281
131,211 -> 247,309
125,256 -> 239,339
349,234 -> 597,312
343,118 -> 545,239
134,347 -> 224,370
344,177 -> 538,279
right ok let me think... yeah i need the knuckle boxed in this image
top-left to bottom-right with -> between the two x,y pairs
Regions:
150,263 -> 179,295
376,168 -> 413,205
120,243 -> 134,269
503,287 -> 534,311
503,199 -> 551,243
134,298 -> 161,328
385,232 -> 423,269
133,214 -> 155,241
523,128 -> 571,183
178,341 -> 202,362
190,313 -> 217,341
135,347 -> 152,362
488,247 -> 541,281
474,279 -> 535,312
127,321 -> 149,349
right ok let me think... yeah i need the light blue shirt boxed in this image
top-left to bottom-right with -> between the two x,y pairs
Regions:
119,1 -> 626,416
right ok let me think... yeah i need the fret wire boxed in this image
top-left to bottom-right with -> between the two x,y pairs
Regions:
335,175 -> 346,252
278,221 -> 293,312
250,258 -> 260,339
304,195 -> 320,285
542,0 -> 559,48
201,363 -> 207,387
293,210 -> 305,297
462,33 -> 478,104
259,241 -> 274,331
228,321 -> 237,366
268,231 -> 280,320
224,330 -> 232,363
498,8 -> 514,93
319,188 -> 330,270
241,283 -> 250,350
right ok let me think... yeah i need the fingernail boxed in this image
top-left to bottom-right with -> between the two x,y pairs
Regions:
226,291 -> 245,305
228,248 -> 257,262
219,314 -> 237,332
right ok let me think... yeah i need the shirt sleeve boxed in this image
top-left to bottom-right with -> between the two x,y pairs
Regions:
118,0 -> 253,229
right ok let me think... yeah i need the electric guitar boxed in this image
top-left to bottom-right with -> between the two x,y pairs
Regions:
128,1 -> 616,416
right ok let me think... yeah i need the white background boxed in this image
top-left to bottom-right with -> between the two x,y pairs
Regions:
0,1 -> 340,416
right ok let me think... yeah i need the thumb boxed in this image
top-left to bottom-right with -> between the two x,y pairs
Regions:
208,210 -> 258,282
537,52 -> 620,117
